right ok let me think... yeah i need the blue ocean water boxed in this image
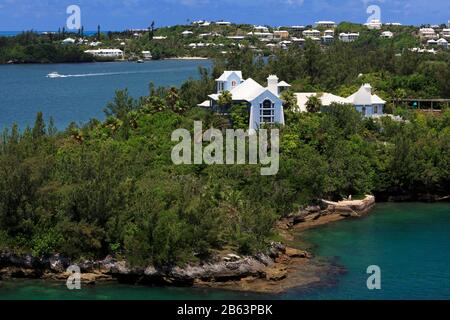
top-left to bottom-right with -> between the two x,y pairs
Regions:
0,60 -> 212,130
0,31 -> 110,37
288,202 -> 450,300
0,203 -> 449,300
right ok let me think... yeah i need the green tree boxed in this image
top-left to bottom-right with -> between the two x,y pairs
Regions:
306,95 -> 322,113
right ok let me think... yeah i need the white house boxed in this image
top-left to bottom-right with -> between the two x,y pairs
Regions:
182,30 -> 194,37
436,38 -> 449,49
324,29 -> 335,37
303,29 -> 321,38
442,29 -> 450,38
410,47 -> 437,54
254,26 -> 270,33
295,93 -> 349,112
142,51 -> 152,60
315,21 -> 337,29
419,28 -> 438,39
339,32 -> 360,42
89,41 -> 102,47
248,32 -> 274,40
295,84 -> 386,117
215,21 -> 231,26
84,49 -> 124,59
322,35 -> 334,44
62,37 -> 76,44
199,71 -> 290,132
347,84 -> 386,117
381,31 -> 394,39
365,19 -> 382,30
227,36 -> 245,41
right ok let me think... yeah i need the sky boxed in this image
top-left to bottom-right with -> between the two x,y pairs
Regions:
0,0 -> 449,31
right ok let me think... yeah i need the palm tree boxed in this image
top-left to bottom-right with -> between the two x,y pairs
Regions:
218,91 -> 233,113
280,90 -> 297,112
306,95 -> 322,113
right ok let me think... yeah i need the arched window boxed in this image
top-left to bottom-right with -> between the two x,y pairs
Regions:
231,80 -> 237,88
260,99 -> 275,124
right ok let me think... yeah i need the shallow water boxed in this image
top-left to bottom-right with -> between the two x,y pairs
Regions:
1,203 -> 449,300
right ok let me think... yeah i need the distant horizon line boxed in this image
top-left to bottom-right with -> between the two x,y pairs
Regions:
0,20 -> 449,33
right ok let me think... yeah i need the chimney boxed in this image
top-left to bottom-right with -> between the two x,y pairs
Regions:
267,75 -> 279,95
363,83 -> 372,95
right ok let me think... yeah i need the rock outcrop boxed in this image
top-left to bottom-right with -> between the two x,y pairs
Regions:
0,242 -> 311,289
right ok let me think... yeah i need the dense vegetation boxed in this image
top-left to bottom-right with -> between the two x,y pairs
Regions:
217,37 -> 450,101
0,31 -> 94,64
0,72 -> 448,266
1,27 -> 449,266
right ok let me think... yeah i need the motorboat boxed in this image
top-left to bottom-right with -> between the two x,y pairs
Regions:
47,71 -> 64,78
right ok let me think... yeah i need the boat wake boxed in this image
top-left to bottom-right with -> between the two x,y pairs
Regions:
46,68 -> 193,79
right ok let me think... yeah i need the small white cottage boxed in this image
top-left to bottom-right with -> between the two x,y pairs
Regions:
295,84 -> 386,117
346,84 -> 386,117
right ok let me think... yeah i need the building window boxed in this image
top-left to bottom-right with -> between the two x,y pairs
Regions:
260,99 -> 275,124
374,105 -> 378,114
362,106 -> 366,116
231,80 -> 237,88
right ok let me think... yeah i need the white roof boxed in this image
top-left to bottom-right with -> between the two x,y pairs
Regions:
316,21 -> 336,24
278,81 -> 291,87
216,71 -> 243,82
85,49 -> 123,53
437,38 -> 448,43
347,84 -> 386,105
198,100 -> 211,107
229,78 -> 266,101
295,93 -> 349,112
303,29 -> 320,33
210,78 -> 269,102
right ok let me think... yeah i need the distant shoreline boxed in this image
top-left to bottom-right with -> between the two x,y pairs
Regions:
164,57 -> 209,60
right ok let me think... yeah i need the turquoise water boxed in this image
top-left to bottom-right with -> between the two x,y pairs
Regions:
1,203 -> 449,300
0,60 -> 212,130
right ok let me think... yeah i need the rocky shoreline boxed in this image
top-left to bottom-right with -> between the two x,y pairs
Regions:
0,245 -> 314,293
0,196 -> 376,294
